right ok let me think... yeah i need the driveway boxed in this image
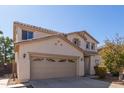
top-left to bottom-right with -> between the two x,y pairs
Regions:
29,77 -> 124,88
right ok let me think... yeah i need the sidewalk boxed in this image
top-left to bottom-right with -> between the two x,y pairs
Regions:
0,75 -> 9,88
7,84 -> 27,88
109,83 -> 124,88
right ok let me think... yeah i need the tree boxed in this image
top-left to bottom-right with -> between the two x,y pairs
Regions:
0,30 -> 4,64
0,30 -> 3,34
99,34 -> 124,80
3,37 -> 14,63
0,31 -> 14,64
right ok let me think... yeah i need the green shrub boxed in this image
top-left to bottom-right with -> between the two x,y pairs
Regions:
94,66 -> 107,78
94,66 -> 99,75
111,71 -> 119,77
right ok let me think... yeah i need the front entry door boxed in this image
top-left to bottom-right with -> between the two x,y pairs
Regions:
84,56 -> 90,75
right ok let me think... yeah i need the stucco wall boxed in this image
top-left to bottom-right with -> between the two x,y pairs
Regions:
90,55 -> 99,75
17,37 -> 84,82
67,33 -> 97,52
33,31 -> 51,39
15,27 -> 51,42
16,27 -> 22,42
77,57 -> 84,76
67,34 -> 86,50
84,34 -> 97,52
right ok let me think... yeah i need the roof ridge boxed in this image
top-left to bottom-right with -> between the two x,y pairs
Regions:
67,30 -> 86,34
14,21 -> 61,34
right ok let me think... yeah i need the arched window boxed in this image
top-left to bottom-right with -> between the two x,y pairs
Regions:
73,38 -> 81,46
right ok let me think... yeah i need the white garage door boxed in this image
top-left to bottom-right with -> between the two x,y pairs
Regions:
30,56 -> 77,80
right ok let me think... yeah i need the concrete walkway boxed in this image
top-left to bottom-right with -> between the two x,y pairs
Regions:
110,83 -> 124,88
0,75 -> 9,88
7,84 -> 27,88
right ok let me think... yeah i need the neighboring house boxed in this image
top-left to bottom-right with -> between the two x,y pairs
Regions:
14,21 -> 100,82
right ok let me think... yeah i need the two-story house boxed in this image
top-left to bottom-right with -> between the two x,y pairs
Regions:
14,21 -> 100,82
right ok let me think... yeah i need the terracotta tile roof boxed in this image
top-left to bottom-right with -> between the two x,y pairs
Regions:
14,22 -> 99,54
14,21 -> 99,43
15,34 -> 84,54
14,21 -> 61,34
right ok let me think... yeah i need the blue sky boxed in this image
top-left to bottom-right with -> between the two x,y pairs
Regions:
0,5 -> 124,46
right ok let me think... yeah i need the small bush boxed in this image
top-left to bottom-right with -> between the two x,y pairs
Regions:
111,71 -> 119,77
94,66 -> 99,75
94,66 -> 107,78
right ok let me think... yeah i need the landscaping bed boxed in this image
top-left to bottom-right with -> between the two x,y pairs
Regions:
91,74 -> 124,86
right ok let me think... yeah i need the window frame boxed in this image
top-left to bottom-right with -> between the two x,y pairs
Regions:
27,31 -> 33,39
86,42 -> 90,49
22,30 -> 27,40
73,38 -> 81,46
91,43 -> 95,50
22,30 -> 33,40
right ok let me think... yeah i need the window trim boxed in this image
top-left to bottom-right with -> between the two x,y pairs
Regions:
73,38 -> 81,46
22,30 -> 27,40
22,30 -> 33,40
86,42 -> 90,49
91,43 -> 95,50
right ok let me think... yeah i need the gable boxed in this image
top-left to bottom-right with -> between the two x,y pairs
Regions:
19,37 -> 83,57
84,33 -> 97,44
83,31 -> 99,44
67,31 -> 99,44
67,34 -> 82,42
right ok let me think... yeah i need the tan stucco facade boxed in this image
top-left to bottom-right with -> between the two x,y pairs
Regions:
16,37 -> 84,82
15,26 -> 53,42
67,33 -> 97,52
14,22 -> 100,82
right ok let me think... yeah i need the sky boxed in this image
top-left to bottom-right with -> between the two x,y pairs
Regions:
0,5 -> 124,46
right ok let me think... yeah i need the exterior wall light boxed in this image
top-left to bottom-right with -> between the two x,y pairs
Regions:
23,53 -> 26,58
80,58 -> 83,61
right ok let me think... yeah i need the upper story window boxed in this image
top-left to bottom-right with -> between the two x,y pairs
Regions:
73,38 -> 80,46
91,43 -> 95,50
22,30 -> 33,40
86,42 -> 90,49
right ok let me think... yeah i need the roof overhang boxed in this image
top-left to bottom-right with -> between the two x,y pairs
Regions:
15,34 -> 84,55
67,31 -> 99,44
29,52 -> 79,59
84,51 -> 98,56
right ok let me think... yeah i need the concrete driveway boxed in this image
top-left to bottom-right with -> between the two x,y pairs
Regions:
29,77 -> 121,88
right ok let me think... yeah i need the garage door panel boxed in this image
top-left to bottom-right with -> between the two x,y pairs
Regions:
31,57 -> 76,80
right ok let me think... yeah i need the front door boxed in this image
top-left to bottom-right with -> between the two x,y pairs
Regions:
84,56 -> 90,75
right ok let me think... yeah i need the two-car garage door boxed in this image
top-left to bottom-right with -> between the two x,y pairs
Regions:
30,55 -> 77,80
